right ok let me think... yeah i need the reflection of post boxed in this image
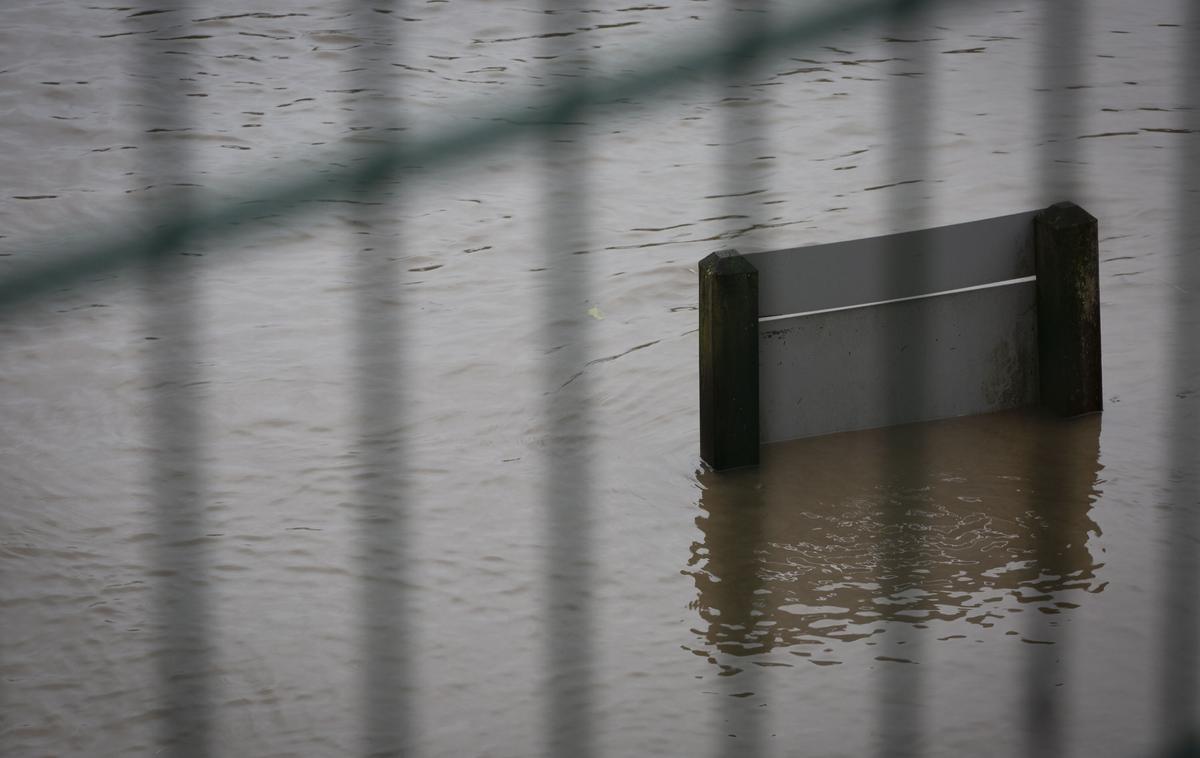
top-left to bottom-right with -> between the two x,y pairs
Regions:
689,410 -> 1103,662
691,466 -> 767,659
1029,412 -> 1104,585
1025,407 -> 1103,758
699,250 -> 759,471
689,465 -> 768,754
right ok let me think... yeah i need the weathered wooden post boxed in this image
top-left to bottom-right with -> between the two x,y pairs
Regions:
1034,202 -> 1102,416
699,249 -> 759,470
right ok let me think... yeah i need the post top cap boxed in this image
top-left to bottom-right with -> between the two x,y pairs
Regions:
1037,201 -> 1097,229
700,249 -> 758,276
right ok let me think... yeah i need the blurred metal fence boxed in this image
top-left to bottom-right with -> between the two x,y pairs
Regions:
0,0 -> 1196,756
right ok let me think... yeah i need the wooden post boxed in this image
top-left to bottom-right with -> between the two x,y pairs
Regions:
1034,201 -> 1102,416
699,249 -> 759,469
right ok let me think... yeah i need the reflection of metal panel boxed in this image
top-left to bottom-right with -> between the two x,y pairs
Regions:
746,211 -> 1037,318
692,410 -> 1103,660
759,281 -> 1039,443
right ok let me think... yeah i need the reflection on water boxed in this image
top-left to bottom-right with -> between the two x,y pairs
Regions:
688,410 -> 1103,667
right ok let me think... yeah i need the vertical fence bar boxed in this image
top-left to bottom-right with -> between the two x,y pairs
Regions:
876,4 -> 932,757
1039,0 -> 1083,205
349,3 -> 411,757
1162,3 -> 1200,753
716,1 -> 768,755
1027,3 -> 1087,756
137,3 -> 211,756
541,3 -> 594,755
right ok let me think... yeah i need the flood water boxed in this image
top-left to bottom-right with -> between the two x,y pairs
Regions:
1,1 -> 1197,756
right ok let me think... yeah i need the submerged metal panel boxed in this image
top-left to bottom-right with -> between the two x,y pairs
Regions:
746,210 -> 1038,318
758,281 -> 1039,443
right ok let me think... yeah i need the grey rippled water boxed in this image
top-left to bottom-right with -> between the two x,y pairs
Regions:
0,0 -> 1197,756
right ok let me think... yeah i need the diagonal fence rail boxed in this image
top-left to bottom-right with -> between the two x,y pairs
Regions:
1,0 -> 937,312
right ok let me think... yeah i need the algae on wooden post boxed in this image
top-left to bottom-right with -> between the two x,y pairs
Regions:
1034,201 -> 1102,416
699,249 -> 759,470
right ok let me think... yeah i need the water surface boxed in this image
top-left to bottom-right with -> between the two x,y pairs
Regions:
0,1 -> 1196,756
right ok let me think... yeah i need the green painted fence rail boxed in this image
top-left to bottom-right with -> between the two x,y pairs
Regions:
0,0 -> 931,311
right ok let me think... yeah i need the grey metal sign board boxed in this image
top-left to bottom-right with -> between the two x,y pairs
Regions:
698,202 -> 1101,470
746,210 -> 1038,319
758,280 -> 1039,443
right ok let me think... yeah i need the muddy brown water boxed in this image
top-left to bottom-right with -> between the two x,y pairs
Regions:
0,1 -> 1197,756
